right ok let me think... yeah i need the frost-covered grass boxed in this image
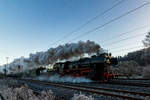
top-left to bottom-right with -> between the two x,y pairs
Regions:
0,85 -> 95,100
71,93 -> 94,100
0,85 -> 57,100
0,78 -> 96,100
0,78 -> 59,100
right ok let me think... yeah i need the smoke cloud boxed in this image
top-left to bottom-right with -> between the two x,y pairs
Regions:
29,40 -> 101,65
2,40 -> 102,73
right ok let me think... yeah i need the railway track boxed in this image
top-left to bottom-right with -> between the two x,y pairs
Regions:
107,80 -> 150,87
17,78 -> 150,100
115,78 -> 150,80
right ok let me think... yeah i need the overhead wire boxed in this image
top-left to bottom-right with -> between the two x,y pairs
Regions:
103,32 -> 147,46
101,24 -> 150,44
49,1 -> 150,56
100,24 -> 150,55
50,0 -> 125,46
110,45 -> 144,53
66,1 -> 150,43
107,40 -> 142,50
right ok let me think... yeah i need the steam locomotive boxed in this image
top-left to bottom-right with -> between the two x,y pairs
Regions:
50,53 -> 118,82
6,53 -> 117,82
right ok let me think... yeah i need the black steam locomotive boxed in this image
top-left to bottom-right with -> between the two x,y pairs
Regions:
52,53 -> 118,81
6,53 -> 117,82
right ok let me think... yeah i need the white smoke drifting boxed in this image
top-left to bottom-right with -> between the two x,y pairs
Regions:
2,40 -> 102,73
6,57 -> 38,74
29,40 -> 101,65
37,74 -> 93,83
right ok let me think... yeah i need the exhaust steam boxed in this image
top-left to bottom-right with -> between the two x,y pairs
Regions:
1,40 -> 102,74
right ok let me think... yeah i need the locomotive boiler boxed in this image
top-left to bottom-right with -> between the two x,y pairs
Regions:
52,53 -> 118,81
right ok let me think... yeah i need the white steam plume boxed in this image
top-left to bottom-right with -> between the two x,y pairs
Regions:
29,40 -> 101,65
4,57 -> 38,74
2,40 -> 102,73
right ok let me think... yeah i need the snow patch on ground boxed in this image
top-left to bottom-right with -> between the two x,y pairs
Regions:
71,93 -> 94,100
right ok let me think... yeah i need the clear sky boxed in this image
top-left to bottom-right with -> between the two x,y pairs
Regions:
0,0 -> 150,65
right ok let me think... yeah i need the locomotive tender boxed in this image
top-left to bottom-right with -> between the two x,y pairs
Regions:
53,53 -> 118,81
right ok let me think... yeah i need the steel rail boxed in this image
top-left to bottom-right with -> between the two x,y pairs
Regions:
107,81 -> 150,87
54,82 -> 150,97
114,78 -> 150,80
18,79 -> 148,100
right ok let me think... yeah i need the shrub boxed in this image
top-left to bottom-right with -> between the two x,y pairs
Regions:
117,61 -> 141,78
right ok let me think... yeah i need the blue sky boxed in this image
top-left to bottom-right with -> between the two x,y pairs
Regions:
0,0 -> 150,65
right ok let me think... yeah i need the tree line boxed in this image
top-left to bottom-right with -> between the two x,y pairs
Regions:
112,31 -> 150,78
118,32 -> 150,66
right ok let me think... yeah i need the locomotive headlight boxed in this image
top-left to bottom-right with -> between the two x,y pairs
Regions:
104,57 -> 111,64
107,59 -> 111,64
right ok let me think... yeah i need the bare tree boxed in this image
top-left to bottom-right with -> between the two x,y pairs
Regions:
142,31 -> 150,79
142,47 -> 150,79
143,31 -> 150,64
117,61 -> 140,78
143,31 -> 150,47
